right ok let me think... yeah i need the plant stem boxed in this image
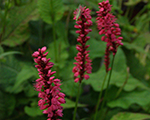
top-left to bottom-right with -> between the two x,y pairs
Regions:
52,21 -> 59,77
100,56 -> 115,110
115,67 -> 129,99
102,107 -> 109,120
52,22 -> 57,62
129,6 -> 135,20
50,0 -> 59,77
94,73 -> 108,120
125,6 -> 130,18
73,82 -> 82,120
65,9 -> 72,46
57,42 -> 61,77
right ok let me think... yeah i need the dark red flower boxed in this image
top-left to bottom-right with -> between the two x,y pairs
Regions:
32,47 -> 65,120
96,0 -> 123,72
73,6 -> 92,83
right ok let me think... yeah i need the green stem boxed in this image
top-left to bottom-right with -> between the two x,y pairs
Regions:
57,42 -> 61,77
65,9 -> 72,46
94,73 -> 108,120
100,56 -> 115,110
50,0 -> 59,77
52,22 -> 57,62
115,67 -> 129,99
102,107 -> 109,120
125,6 -> 130,18
73,82 -> 82,120
52,21 -> 59,77
129,6 -> 135,20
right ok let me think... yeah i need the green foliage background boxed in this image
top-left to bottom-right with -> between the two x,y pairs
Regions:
0,0 -> 150,120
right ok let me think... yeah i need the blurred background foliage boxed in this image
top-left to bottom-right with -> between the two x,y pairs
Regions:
0,0 -> 150,120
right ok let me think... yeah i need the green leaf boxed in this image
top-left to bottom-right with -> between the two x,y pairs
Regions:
112,48 -> 127,72
124,48 -> 146,80
79,89 -> 100,106
111,112 -> 150,120
87,38 -> 106,60
2,23 -> 30,47
0,51 -> 22,59
117,16 -> 134,42
0,55 -> 22,92
84,49 -> 148,91
16,95 -> 37,106
132,33 -> 148,48
135,13 -> 149,32
24,84 -> 38,97
84,69 -> 148,92
112,73 -> 149,92
117,16 -> 130,27
123,42 -> 145,53
62,98 -> 86,109
61,80 -> 78,97
146,57 -> 150,78
123,42 -> 150,59
11,65 -> 36,93
38,0 -> 64,24
47,39 -> 69,68
16,65 -> 36,85
0,90 -> 16,119
60,60 -> 74,80
143,32 -> 150,44
108,90 -> 150,109
2,1 -> 38,47
24,106 -> 43,117
55,21 -> 69,46
111,0 -> 122,14
4,0 -> 37,38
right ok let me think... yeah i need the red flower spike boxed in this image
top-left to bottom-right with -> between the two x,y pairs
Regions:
32,47 -> 65,120
73,6 -> 92,83
96,0 -> 123,72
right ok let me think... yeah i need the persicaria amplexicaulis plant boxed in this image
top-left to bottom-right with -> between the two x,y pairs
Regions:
94,1 -> 123,119
73,5 -> 92,83
72,5 -> 93,120
32,47 -> 65,120
96,0 -> 123,72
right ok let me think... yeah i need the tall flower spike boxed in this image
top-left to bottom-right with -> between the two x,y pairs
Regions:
96,0 -> 123,72
73,5 -> 92,83
32,47 -> 65,120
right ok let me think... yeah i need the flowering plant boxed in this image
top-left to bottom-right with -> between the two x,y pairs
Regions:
96,0 -> 123,72
32,47 -> 65,120
73,5 -> 92,83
